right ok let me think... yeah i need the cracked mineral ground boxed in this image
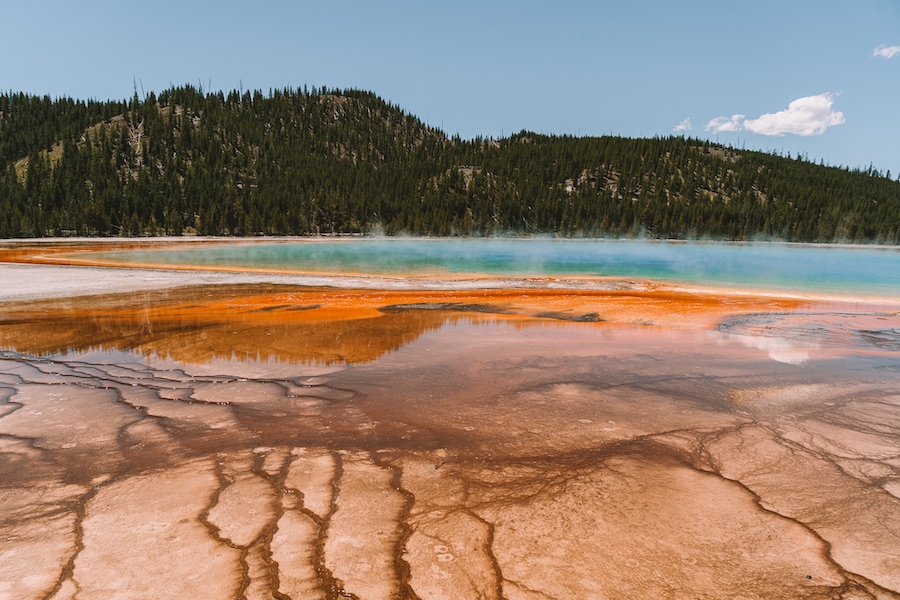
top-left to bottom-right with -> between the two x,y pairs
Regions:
0,278 -> 899,599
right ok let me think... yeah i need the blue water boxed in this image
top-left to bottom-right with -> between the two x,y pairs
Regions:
93,239 -> 900,298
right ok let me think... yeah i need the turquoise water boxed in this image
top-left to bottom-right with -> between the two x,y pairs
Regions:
93,239 -> 900,297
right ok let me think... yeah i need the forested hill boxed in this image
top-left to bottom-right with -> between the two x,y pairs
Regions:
2,85 -> 899,242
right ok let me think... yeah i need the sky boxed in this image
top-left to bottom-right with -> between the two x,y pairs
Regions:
2,0 -> 898,177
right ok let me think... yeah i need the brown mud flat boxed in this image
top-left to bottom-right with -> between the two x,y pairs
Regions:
1,246 -> 900,599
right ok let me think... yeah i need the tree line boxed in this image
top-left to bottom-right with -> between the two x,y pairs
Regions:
1,85 -> 898,242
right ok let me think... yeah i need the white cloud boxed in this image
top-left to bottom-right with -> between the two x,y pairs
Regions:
673,118 -> 692,132
726,334 -> 814,365
706,94 -> 844,137
874,44 -> 900,59
705,114 -> 744,133
742,93 -> 845,136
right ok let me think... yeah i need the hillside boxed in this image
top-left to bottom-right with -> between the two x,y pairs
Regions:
1,86 -> 899,242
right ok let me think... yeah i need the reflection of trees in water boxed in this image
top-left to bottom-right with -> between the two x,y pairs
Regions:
0,286 -> 474,365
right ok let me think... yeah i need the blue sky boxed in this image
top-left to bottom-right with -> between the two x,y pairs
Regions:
2,0 -> 898,176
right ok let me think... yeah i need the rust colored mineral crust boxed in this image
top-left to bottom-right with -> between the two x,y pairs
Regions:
0,243 -> 898,599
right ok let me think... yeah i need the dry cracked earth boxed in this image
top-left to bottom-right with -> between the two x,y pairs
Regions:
1,285 -> 899,599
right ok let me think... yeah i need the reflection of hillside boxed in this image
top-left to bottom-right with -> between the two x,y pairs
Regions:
0,280 -> 828,366
0,285 -> 458,365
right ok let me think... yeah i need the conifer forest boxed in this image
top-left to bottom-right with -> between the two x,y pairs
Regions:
1,86 -> 898,242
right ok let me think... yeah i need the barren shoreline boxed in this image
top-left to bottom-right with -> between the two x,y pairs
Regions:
1,240 -> 899,599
